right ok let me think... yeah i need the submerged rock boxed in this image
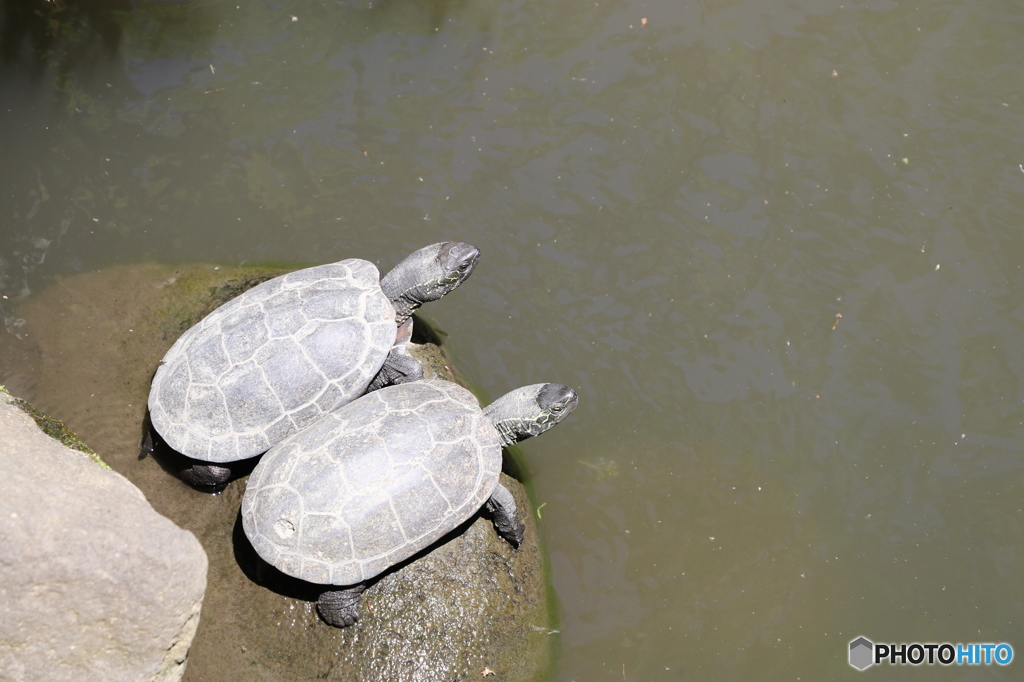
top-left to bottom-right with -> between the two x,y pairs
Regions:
0,263 -> 556,681
0,388 -> 207,682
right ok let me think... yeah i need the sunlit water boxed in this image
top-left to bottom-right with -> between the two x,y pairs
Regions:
3,0 -> 1024,679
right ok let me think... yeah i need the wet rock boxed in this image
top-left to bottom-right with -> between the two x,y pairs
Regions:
0,263 -> 556,681
0,388 -> 208,682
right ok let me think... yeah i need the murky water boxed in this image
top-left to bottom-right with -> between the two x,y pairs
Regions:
3,0 -> 1024,679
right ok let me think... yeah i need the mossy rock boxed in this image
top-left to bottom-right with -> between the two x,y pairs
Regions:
0,263 -> 557,681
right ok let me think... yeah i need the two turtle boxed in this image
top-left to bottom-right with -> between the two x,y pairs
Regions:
147,240 -> 578,628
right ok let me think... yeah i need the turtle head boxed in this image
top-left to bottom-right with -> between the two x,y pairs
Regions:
380,242 -> 480,324
483,383 -> 579,448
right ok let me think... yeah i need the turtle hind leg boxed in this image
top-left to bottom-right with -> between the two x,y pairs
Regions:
179,462 -> 234,492
180,454 -> 262,493
317,584 -> 366,627
142,423 -> 235,493
485,483 -> 525,548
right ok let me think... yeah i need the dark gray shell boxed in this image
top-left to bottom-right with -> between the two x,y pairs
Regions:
240,379 -> 502,586
148,259 -> 396,463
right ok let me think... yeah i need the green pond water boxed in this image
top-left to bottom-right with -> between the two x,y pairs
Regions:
2,0 -> 1024,679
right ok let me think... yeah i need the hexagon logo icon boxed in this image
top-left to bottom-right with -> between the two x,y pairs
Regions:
849,636 -> 874,670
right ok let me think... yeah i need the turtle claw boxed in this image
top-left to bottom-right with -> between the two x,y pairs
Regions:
495,516 -> 525,549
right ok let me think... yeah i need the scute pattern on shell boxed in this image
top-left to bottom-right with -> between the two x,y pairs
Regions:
149,260 -> 396,462
241,379 -> 502,586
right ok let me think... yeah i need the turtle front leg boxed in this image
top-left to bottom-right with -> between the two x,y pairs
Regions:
317,584 -> 366,627
485,483 -> 525,548
366,349 -> 424,392
367,318 -> 423,392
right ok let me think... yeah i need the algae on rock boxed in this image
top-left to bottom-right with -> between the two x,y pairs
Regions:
0,384 -> 108,469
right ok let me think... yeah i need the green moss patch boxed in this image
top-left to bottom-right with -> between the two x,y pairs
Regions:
1,385 -> 110,469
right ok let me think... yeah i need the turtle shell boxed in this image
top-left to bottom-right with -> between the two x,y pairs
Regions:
240,379 -> 502,586
148,259 -> 396,462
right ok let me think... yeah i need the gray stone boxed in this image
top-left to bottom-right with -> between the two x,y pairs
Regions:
0,263 -> 556,681
0,390 -> 208,682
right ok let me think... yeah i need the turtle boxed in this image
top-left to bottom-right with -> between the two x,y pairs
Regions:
240,377 -> 578,627
146,242 -> 480,490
